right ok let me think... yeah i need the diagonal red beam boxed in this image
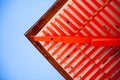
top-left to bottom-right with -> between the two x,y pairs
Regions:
111,70 -> 120,80
73,46 -> 99,78
64,44 -> 90,69
89,47 -> 119,80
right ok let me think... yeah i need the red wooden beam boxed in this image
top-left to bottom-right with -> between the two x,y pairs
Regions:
33,36 -> 120,46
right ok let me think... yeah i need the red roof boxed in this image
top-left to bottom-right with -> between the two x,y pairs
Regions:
25,0 -> 120,80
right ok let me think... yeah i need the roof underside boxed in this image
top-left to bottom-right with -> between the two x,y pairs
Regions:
25,0 -> 120,80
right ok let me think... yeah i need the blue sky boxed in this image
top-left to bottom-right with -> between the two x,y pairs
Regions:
1,0 -> 64,80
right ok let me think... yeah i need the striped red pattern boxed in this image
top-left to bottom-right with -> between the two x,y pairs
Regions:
36,0 -> 120,80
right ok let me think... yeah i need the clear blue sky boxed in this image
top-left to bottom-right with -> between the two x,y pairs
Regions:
1,0 -> 64,80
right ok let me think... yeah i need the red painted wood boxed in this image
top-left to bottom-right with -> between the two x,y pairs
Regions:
111,70 -> 120,80
72,0 -> 91,17
89,47 -> 119,80
73,47 -> 99,78
64,44 -> 90,69
34,0 -> 120,79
